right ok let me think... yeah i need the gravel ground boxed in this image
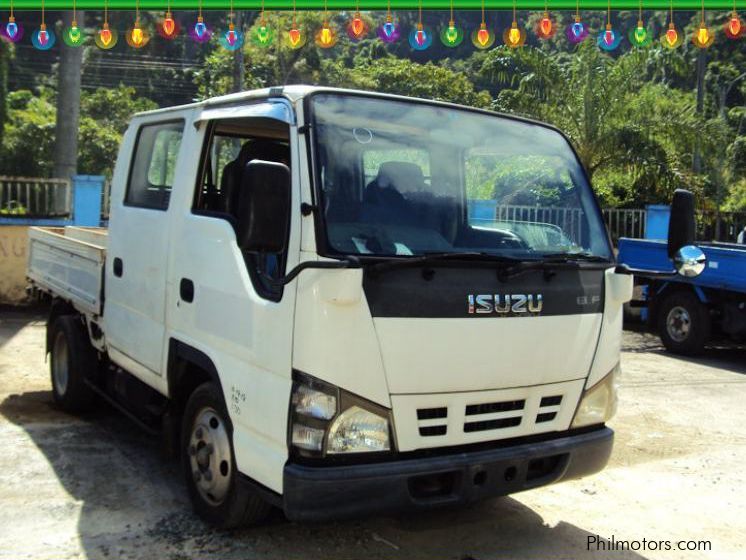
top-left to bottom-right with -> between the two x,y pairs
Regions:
0,311 -> 744,560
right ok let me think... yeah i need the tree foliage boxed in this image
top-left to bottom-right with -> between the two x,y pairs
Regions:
0,10 -> 743,212
0,85 -> 156,178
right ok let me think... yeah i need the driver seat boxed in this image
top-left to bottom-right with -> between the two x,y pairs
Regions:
362,162 -> 424,224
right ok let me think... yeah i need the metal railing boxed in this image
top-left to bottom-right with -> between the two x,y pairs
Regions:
0,176 -> 72,218
495,204 -> 584,244
491,204 -> 646,246
602,208 -> 647,243
101,180 -> 111,219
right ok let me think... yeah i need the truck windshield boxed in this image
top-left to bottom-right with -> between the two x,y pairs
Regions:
311,93 -> 612,261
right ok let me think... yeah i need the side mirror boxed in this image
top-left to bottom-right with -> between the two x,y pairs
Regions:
236,160 -> 291,253
667,189 -> 696,259
673,245 -> 706,277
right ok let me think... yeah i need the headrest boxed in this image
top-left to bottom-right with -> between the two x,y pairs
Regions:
376,161 -> 425,192
236,140 -> 289,167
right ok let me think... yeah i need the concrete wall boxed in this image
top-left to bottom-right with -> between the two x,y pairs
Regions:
0,225 -> 29,304
0,175 -> 105,305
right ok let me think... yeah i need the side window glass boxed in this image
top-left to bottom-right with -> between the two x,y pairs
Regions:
193,122 -> 291,302
126,121 -> 184,210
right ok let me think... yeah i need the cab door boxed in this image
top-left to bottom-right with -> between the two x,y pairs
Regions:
165,102 -> 301,492
104,118 -> 186,388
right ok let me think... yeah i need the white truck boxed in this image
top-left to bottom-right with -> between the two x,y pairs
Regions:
28,86 -> 641,528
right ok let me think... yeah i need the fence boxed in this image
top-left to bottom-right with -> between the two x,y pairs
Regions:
483,203 -> 746,246
0,177 -> 72,218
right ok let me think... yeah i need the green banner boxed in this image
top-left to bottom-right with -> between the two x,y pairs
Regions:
1,1 -> 739,10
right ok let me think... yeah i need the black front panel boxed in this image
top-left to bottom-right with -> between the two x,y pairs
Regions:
363,266 -> 606,318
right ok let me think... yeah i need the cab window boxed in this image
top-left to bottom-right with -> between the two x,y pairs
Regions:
126,120 -> 184,210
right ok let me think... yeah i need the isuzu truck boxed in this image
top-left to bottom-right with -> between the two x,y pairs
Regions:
27,86 -> 663,528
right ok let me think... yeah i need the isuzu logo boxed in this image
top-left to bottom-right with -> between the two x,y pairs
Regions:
468,294 -> 543,315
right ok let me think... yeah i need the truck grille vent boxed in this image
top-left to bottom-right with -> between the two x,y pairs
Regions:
417,407 -> 448,437
464,417 -> 521,432
465,399 -> 524,415
417,407 -> 447,420
536,395 -> 563,423
462,399 -> 525,433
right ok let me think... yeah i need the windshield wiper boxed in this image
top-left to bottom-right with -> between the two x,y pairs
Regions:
496,252 -> 612,280
365,251 -> 530,274
538,252 -> 613,263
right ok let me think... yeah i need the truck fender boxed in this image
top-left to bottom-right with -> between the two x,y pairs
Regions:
164,339 -> 228,456
655,281 -> 708,304
167,339 -> 225,406
46,299 -> 76,355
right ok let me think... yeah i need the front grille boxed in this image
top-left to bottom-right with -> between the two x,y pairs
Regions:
393,380 -> 585,452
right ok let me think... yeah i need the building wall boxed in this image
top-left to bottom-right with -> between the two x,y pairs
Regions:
0,225 -> 29,304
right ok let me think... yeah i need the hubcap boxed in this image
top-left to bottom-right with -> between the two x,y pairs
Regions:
52,331 -> 69,396
666,305 -> 691,342
188,407 -> 232,505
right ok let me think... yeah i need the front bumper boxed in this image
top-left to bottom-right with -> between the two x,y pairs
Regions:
283,426 -> 613,521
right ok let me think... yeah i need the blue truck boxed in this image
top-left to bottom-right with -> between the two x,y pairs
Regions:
617,195 -> 744,355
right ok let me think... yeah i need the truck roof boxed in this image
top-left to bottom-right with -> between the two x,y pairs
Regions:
132,85 -> 565,144
132,85 -> 343,118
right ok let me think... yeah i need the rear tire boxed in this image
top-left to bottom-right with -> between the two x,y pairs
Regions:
657,291 -> 710,356
181,382 -> 271,528
50,315 -> 97,412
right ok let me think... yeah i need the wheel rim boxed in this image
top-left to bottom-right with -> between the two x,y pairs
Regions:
188,407 -> 232,506
666,305 -> 691,342
52,331 -> 69,396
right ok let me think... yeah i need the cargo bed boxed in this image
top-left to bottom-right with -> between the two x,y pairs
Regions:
27,226 -> 107,316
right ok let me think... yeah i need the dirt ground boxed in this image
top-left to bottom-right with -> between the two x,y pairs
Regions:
0,310 -> 744,560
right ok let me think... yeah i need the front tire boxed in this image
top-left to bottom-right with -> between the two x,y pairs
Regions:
657,291 -> 710,356
50,315 -> 96,412
181,382 -> 271,528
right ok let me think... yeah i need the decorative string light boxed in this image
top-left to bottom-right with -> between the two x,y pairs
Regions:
660,0 -> 682,48
565,0 -> 588,44
408,0 -> 432,50
220,0 -> 244,50
629,0 -> 652,46
32,0 -> 55,50
377,0 -> 400,43
2,0 -> 23,43
597,0 -> 622,50
190,0 -> 211,43
348,0 -> 369,41
95,0 -> 118,49
315,0 -> 338,48
440,0 -> 464,47
535,0 -> 556,40
471,0 -> 495,49
692,0 -> 715,48
725,0 -> 744,38
252,0 -> 275,46
286,0 -> 305,49
126,0 -> 150,48
503,0 -> 526,48
63,0 -> 85,46
159,0 -> 179,39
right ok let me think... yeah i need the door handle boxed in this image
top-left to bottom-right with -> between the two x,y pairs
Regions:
113,258 -> 123,277
180,278 -> 194,303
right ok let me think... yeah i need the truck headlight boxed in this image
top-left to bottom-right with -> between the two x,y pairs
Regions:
289,372 -> 393,457
571,364 -> 619,429
327,406 -> 390,454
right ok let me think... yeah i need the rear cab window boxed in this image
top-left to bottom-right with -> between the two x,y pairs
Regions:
126,120 -> 185,210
